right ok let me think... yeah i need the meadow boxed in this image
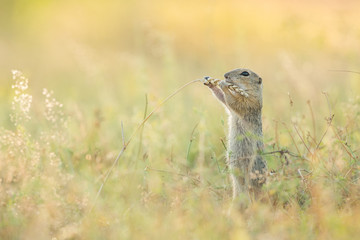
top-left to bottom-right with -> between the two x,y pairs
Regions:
0,0 -> 360,239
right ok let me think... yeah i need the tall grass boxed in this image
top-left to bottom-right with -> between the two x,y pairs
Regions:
1,68 -> 360,239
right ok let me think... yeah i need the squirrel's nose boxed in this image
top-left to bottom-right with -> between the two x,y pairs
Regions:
224,72 -> 230,79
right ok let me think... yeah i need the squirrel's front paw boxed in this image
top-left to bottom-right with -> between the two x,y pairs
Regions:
202,76 -> 220,87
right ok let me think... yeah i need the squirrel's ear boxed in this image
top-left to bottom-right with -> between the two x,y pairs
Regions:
258,78 -> 262,84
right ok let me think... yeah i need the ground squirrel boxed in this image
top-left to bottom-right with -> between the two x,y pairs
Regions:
203,68 -> 267,202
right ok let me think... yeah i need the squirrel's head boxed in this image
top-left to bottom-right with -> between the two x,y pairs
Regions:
224,68 -> 263,112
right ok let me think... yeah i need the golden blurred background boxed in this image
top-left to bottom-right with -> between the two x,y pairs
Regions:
1,0 -> 360,239
1,0 -> 360,149
1,0 -> 360,102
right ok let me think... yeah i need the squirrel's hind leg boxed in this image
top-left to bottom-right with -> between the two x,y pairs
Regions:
229,168 -> 252,209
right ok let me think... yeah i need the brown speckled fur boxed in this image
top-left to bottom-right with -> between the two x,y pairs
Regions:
206,68 -> 267,202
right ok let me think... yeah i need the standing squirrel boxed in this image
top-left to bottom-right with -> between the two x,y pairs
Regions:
203,68 -> 267,202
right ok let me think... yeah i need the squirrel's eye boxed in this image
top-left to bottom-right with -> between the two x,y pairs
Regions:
240,71 -> 250,76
